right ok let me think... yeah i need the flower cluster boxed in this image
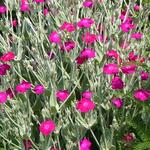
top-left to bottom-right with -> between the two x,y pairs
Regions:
0,1 -> 149,150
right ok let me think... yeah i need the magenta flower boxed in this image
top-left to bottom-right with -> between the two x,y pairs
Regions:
134,89 -> 149,101
140,71 -> 149,80
103,63 -> 119,75
48,31 -> 61,44
56,90 -> 69,102
21,0 -> 28,3
60,22 -> 76,32
111,76 -> 124,90
134,4 -> 140,11
0,64 -> 10,76
33,85 -> 45,95
77,18 -> 94,28
39,120 -> 56,136
112,98 -> 123,108
106,50 -> 119,59
119,11 -> 133,23
120,22 -> 136,32
128,51 -> 138,61
76,98 -> 95,113
0,5 -> 7,14
82,91 -> 93,99
6,88 -> 15,99
121,64 -> 137,74
123,133 -> 135,142
131,32 -> 143,39
80,48 -> 96,59
82,32 -> 97,44
139,57 -> 145,63
20,3 -> 30,12
0,92 -> 7,104
119,11 -> 127,21
23,139 -> 32,150
76,56 -> 87,65
12,19 -> 18,27
0,51 -> 15,62
83,0 -> 94,8
16,81 -> 31,93
60,41 -> 75,52
43,8 -> 49,16
80,138 -> 92,150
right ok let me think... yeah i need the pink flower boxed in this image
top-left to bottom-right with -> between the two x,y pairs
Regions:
119,11 -> 126,21
6,88 -> 15,99
21,0 -> 28,3
121,64 -> 137,74
112,98 -> 123,108
12,19 -> 18,27
20,3 -> 30,12
80,48 -> 96,59
34,0 -> 45,3
77,18 -> 94,28
76,56 -> 87,65
131,32 -> 143,39
140,71 -> 149,80
119,11 -> 133,23
120,21 -> 136,32
56,90 -> 69,102
0,5 -> 7,14
0,51 -> 15,62
76,98 -> 95,113
111,76 -> 124,90
134,89 -> 149,101
139,57 -> 145,63
129,51 -> 138,61
0,64 -> 10,76
134,4 -> 140,11
82,91 -> 93,99
48,31 -> 61,44
43,8 -> 49,16
23,139 -> 32,150
33,85 -> 45,95
0,92 -> 7,104
80,138 -> 91,150
106,50 -> 119,59
39,120 -> 56,136
60,41 -> 75,52
82,32 -> 97,44
123,133 -> 135,142
106,50 -> 122,63
16,81 -> 31,93
60,22 -> 76,32
103,63 -> 119,75
83,1 -> 94,8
